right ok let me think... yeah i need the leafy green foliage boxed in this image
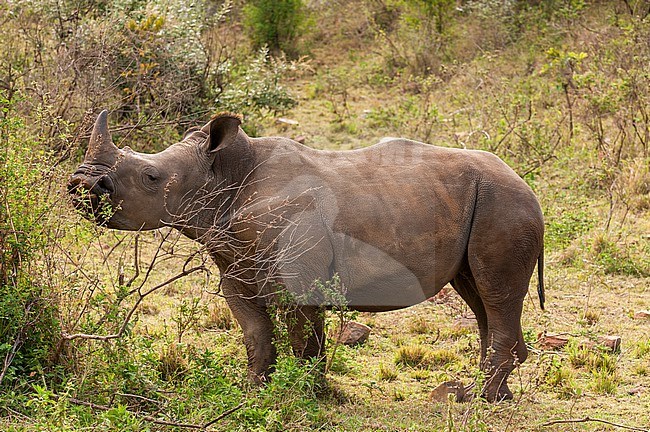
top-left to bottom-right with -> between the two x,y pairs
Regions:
370,0 -> 454,76
545,208 -> 593,250
545,357 -> 580,399
395,344 -> 459,370
243,0 -> 309,56
0,95 -> 60,387
591,234 -> 650,277
216,48 -> 299,136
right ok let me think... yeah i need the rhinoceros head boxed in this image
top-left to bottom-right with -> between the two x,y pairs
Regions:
68,110 -> 243,232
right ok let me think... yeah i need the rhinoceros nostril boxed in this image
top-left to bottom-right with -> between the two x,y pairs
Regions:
68,176 -> 90,195
96,176 -> 114,195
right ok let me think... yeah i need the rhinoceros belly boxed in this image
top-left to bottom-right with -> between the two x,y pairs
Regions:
330,232 -> 447,311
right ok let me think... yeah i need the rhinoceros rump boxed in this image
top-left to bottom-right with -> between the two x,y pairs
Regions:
68,111 -> 545,402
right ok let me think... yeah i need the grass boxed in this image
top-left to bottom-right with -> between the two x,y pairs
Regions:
2,228 -> 649,430
2,1 -> 650,431
377,362 -> 398,381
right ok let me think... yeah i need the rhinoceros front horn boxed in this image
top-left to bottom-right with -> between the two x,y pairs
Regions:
85,110 -> 119,164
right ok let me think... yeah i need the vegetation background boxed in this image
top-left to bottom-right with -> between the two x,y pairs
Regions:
1,0 -> 649,430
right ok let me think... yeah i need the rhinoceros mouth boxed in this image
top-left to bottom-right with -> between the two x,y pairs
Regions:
68,172 -> 115,225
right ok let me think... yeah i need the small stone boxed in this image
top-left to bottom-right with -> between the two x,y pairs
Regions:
596,335 -> 621,352
429,380 -> 467,403
294,135 -> 307,144
577,335 -> 621,352
335,321 -> 371,346
634,310 -> 650,320
538,332 -> 569,350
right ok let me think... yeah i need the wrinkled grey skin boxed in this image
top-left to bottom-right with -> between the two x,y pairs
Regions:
69,110 -> 545,402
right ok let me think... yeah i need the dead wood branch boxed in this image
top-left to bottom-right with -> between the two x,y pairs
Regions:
541,416 -> 649,431
203,402 -> 246,428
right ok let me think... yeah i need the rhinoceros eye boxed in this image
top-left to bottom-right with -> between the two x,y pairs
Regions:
142,167 -> 161,189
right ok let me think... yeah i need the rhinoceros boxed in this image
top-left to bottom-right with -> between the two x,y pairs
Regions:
68,110 -> 545,402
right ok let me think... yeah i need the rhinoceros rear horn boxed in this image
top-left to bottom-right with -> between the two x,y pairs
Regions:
204,113 -> 242,153
85,110 -> 119,164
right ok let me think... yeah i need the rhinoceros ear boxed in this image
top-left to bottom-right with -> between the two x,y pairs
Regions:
204,113 -> 242,154
182,126 -> 202,140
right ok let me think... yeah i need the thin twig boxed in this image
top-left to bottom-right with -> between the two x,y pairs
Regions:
78,120 -> 186,140
541,416 -> 649,431
62,264 -> 207,341
115,392 -> 163,406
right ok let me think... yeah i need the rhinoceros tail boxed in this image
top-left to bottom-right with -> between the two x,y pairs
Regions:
537,248 -> 545,310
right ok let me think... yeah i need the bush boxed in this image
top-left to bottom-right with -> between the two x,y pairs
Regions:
243,0 -> 309,57
216,48 -> 300,136
0,95 -> 60,387
0,0 -> 232,149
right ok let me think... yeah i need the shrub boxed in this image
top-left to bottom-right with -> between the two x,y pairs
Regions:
235,356 -> 322,431
378,362 -> 398,381
427,348 -> 460,367
216,47 -> 300,136
632,340 -> 650,359
203,300 -> 234,330
408,316 -> 437,334
590,368 -> 619,395
243,0 -> 309,56
545,359 -> 580,399
0,95 -> 61,387
545,208 -> 593,250
0,0 -> 233,149
591,234 -> 650,277
395,344 -> 458,369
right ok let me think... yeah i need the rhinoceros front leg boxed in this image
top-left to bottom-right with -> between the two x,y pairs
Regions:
221,278 -> 276,383
286,306 -> 326,362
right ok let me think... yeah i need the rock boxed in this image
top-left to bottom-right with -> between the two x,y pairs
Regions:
335,321 -> 371,346
596,335 -> 621,352
578,335 -> 621,352
429,380 -> 468,403
538,332 -> 569,350
634,310 -> 650,320
294,135 -> 306,144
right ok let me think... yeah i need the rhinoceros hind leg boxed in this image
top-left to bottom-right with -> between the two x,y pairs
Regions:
451,265 -> 522,402
471,273 -> 529,403
450,266 -> 488,363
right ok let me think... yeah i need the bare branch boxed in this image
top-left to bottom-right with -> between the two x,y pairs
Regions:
62,264 -> 207,341
541,416 -> 649,431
